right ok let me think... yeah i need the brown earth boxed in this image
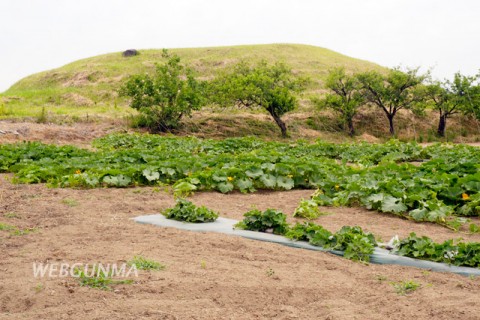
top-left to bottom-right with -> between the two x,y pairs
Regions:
1,121 -> 480,319
0,120 -> 127,148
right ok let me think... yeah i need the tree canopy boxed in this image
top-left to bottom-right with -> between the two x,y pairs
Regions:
420,73 -> 480,137
120,50 -> 205,132
210,60 -> 307,137
314,67 -> 365,136
357,68 -> 425,135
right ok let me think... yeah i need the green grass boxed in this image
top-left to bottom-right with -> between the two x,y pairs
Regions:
0,223 -> 16,231
391,280 -> 421,295
10,227 -> 37,236
0,222 -> 37,236
4,212 -> 20,219
1,44 -> 384,119
61,198 -> 79,207
74,267 -> 134,290
2,43 -> 480,141
128,256 -> 165,271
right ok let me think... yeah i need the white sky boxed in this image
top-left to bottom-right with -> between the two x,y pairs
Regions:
1,0 -> 479,92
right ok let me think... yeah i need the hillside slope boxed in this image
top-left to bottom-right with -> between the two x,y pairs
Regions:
1,44 -> 384,118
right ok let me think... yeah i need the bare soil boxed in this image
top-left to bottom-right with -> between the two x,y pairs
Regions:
0,120 -> 125,148
1,121 -> 480,319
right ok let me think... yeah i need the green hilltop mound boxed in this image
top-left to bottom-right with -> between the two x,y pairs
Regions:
1,44 -> 384,119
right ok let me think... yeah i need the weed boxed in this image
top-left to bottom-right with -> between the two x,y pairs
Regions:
0,223 -> 37,236
200,260 -> 207,269
391,280 -> 421,295
34,283 -> 44,293
4,212 -> 20,219
128,256 -> 165,271
0,223 -> 16,231
74,267 -> 133,290
10,227 -> 38,236
376,275 -> 388,282
266,268 -> 275,277
421,270 -> 431,277
61,198 -> 79,207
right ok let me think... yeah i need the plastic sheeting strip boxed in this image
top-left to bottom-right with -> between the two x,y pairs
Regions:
133,215 -> 480,277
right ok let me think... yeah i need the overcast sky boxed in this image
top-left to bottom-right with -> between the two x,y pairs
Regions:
1,0 -> 479,92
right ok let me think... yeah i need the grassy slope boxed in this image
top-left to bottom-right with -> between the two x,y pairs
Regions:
0,44 -> 384,119
3,43 -> 477,142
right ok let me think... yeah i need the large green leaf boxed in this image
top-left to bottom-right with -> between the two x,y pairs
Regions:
261,162 -> 276,172
160,167 -> 176,176
381,196 -> 407,213
142,169 -> 160,182
236,178 -> 253,192
364,193 -> 384,210
217,182 -> 234,193
409,208 -> 428,221
260,174 -> 276,188
245,167 -> 264,179
212,172 -> 227,182
276,176 -> 294,190
103,174 -> 131,187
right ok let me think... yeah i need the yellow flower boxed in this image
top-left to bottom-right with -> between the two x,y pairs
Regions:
227,176 -> 234,181
75,170 -> 81,174
287,174 -> 293,178
462,193 -> 470,200
335,185 -> 340,190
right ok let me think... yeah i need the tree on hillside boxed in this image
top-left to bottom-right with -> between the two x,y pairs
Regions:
421,73 -> 479,137
461,74 -> 480,121
210,60 -> 307,137
313,67 -> 365,136
119,50 -> 205,133
357,68 -> 425,136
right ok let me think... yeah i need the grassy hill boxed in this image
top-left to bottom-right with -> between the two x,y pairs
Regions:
0,44 -> 384,119
6,43 -> 477,143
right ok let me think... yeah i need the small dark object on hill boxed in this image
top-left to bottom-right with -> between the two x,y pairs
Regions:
122,49 -> 139,57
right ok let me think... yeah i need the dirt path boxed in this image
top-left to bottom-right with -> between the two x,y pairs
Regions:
1,175 -> 480,319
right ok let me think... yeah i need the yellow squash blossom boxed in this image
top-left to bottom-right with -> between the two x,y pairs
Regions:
462,193 -> 470,200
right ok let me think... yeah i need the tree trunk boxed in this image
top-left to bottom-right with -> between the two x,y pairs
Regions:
387,114 -> 395,136
347,118 -> 355,136
437,114 -> 447,137
270,112 -> 288,137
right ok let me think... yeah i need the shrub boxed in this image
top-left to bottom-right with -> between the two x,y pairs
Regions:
162,198 -> 219,223
120,50 -> 205,132
235,208 -> 289,235
293,199 -> 322,219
